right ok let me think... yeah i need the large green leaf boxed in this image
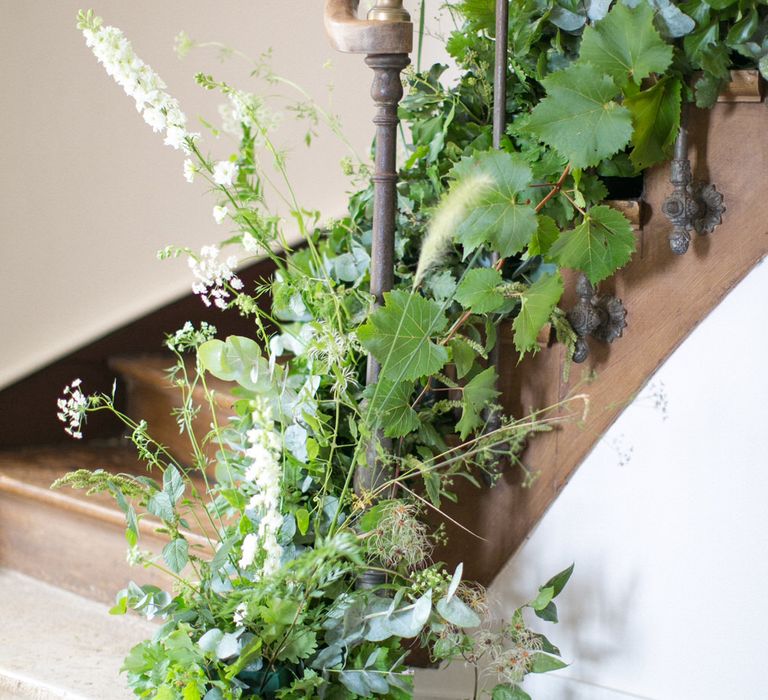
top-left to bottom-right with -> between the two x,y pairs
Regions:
492,685 -> 532,700
547,206 -> 636,284
512,272 -> 564,355
163,538 -> 189,574
357,290 -> 449,382
451,151 -> 537,258
457,366 -> 500,439
527,63 -> 633,169
579,2 -> 673,89
625,76 -> 682,170
454,268 -> 506,313
367,379 -> 419,438
530,652 -> 568,673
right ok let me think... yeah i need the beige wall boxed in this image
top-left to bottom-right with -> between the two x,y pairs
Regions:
0,1 -> 450,389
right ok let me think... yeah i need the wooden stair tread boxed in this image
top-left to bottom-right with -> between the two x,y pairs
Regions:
110,355 -> 236,409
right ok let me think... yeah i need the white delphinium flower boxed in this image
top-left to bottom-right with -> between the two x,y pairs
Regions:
240,399 -> 283,576
183,158 -> 196,183
213,160 -> 238,187
188,245 -> 242,309
239,533 -> 259,569
78,12 -> 200,155
56,379 -> 88,439
212,205 -> 228,224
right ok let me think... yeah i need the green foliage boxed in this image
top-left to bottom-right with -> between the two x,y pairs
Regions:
357,290 -> 448,382
527,63 -> 633,169
454,268 -> 506,313
579,2 -> 673,89
548,206 -> 636,284
512,273 -> 564,355
625,76 -> 682,170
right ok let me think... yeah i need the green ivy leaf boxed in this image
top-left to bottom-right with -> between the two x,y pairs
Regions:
451,151 -> 537,258
512,272 -> 564,355
454,268 -> 506,313
163,538 -> 189,574
457,366 -> 500,439
357,290 -> 449,382
527,63 -> 633,169
625,76 -> 682,170
547,206 -> 636,284
579,2 -> 673,89
368,379 -> 419,438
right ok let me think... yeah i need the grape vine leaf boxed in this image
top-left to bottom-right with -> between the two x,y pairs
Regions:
528,215 -> 560,257
451,151 -> 537,258
579,2 -> 673,89
547,206 -> 636,284
357,290 -> 449,382
526,63 -> 633,169
367,379 -> 419,438
454,268 -> 506,313
457,366 -> 500,439
625,76 -> 682,170
512,272 -> 564,355
449,337 -> 476,379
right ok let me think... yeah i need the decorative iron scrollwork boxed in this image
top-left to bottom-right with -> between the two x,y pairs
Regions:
662,121 -> 725,255
566,275 -> 627,364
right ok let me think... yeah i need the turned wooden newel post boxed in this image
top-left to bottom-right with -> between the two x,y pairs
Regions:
323,0 -> 412,587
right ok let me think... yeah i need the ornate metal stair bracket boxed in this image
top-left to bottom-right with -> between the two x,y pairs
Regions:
566,275 -> 627,364
662,121 -> 725,255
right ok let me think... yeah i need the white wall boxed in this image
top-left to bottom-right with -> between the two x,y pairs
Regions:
416,259 -> 768,699
0,1 -> 452,389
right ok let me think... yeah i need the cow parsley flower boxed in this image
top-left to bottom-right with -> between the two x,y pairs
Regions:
213,160 -> 238,187
57,378 -> 88,439
240,399 -> 283,576
188,244 -> 242,309
220,90 -> 280,142
78,12 -> 199,154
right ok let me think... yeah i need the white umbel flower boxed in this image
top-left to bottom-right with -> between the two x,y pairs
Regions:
213,161 -> 238,187
79,12 -> 199,154
56,378 -> 88,439
188,244 -> 242,309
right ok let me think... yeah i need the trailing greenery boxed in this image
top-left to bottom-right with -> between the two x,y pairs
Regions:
58,2 -> 766,698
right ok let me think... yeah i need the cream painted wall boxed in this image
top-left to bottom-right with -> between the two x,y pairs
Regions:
415,259 -> 768,699
0,1 -> 452,389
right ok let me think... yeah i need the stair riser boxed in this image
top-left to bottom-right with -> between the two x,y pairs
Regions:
0,490 -> 170,604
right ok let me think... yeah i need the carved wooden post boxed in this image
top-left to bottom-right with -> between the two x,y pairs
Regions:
323,0 -> 412,586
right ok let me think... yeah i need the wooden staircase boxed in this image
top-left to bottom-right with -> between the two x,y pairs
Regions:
0,77 -> 765,698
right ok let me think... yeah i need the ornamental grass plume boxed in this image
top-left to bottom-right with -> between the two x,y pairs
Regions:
412,172 -> 493,289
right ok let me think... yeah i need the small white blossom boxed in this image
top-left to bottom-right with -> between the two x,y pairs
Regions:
242,232 -> 260,254
233,602 -> 248,627
213,205 -> 228,224
187,244 -> 242,309
183,159 -> 196,183
56,379 -> 88,439
213,160 -> 238,187
239,533 -> 259,569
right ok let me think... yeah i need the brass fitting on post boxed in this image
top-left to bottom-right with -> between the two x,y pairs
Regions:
368,0 -> 410,22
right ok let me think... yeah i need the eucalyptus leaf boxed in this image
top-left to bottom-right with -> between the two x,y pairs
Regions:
436,594 -> 481,628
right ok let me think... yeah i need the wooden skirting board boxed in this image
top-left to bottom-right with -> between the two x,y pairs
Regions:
435,92 -> 768,586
